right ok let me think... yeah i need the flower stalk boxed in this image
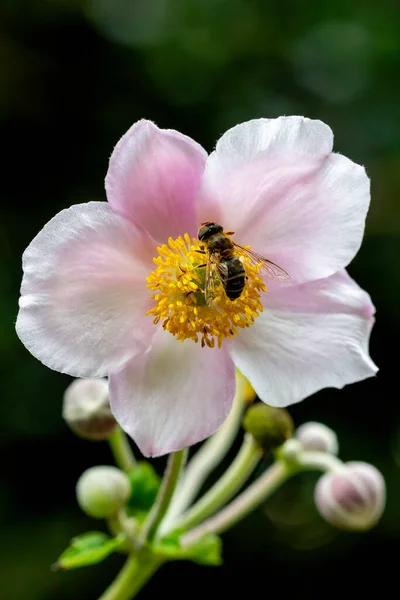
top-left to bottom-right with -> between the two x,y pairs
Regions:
98,552 -> 163,600
295,450 -> 345,474
108,427 -> 137,473
99,450 -> 187,599
181,461 -> 290,546
166,434 -> 261,535
142,450 -> 187,543
180,448 -> 347,547
160,375 -> 251,533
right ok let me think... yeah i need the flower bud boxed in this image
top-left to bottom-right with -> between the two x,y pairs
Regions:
296,422 -> 338,455
62,378 -> 117,440
243,403 -> 294,453
315,462 -> 386,531
76,466 -> 131,519
279,438 -> 303,462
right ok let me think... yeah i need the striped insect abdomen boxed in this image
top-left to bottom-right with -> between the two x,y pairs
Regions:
220,257 -> 246,300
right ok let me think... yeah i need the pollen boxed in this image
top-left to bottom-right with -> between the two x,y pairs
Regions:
146,234 -> 267,348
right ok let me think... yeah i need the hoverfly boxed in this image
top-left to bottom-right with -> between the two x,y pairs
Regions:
197,221 -> 290,304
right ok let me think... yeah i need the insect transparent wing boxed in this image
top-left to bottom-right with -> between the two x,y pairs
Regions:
204,259 -> 212,304
205,258 -> 228,305
204,259 -> 218,305
232,242 -> 290,281
216,261 -> 229,284
256,259 -> 290,281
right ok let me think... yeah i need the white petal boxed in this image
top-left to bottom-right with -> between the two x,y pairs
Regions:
211,116 -> 333,162
198,117 -> 370,284
230,271 -> 377,407
109,329 -> 236,457
16,202 -> 156,378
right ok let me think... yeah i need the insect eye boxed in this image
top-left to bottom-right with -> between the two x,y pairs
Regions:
209,223 -> 223,235
198,222 -> 223,240
198,226 -> 210,241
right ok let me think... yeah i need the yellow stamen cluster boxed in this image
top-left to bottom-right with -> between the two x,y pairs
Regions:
146,234 -> 267,348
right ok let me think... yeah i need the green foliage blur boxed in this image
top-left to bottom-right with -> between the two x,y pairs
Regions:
1,1 -> 399,598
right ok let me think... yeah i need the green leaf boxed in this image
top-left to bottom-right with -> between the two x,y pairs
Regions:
54,531 -> 125,570
127,462 -> 161,517
155,533 -> 223,566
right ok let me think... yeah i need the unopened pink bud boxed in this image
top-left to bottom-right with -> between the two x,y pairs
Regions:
296,422 -> 338,455
315,462 -> 385,531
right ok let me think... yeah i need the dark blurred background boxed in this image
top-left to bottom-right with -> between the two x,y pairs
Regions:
1,1 -> 399,598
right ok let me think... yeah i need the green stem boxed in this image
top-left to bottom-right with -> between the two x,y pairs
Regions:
181,461 -> 290,546
159,373 -> 249,533
167,434 -> 261,534
98,553 -> 162,600
108,509 -> 140,551
296,451 -> 344,474
142,450 -> 187,543
108,428 -> 136,472
180,449 -> 346,547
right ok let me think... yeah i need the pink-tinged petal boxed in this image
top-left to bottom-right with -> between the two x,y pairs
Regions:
16,202 -> 156,378
230,271 -> 377,407
109,329 -> 236,457
199,117 -> 370,284
105,120 -> 208,243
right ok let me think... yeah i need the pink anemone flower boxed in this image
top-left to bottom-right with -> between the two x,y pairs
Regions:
16,117 -> 377,457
